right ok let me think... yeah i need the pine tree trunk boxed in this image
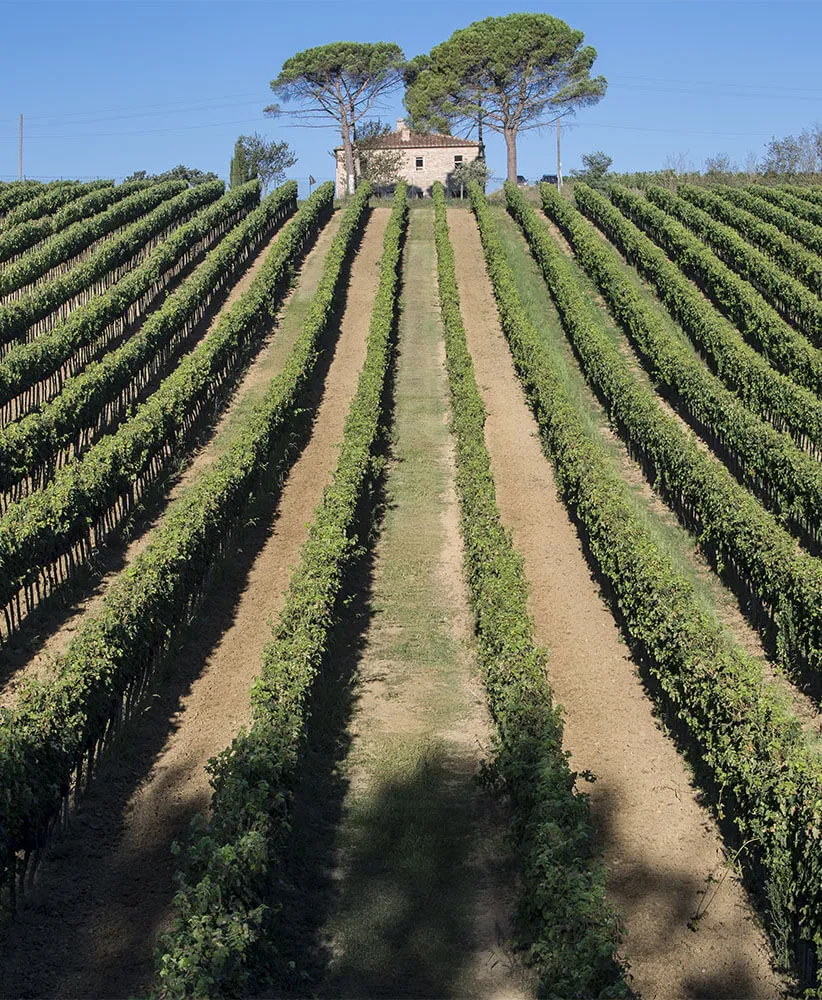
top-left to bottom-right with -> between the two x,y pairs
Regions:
504,128 -> 517,184
342,129 -> 356,196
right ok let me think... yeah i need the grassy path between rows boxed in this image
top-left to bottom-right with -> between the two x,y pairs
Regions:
311,208 -> 532,999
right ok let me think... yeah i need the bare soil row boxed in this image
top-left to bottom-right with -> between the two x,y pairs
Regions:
302,209 -> 532,999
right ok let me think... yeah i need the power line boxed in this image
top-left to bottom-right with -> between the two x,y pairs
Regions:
0,116 -> 344,141
20,99 -> 266,128
610,82 -> 822,102
612,74 -> 822,95
0,118 -> 782,142
0,116 -> 271,140
7,75 -> 820,128
572,121 -> 777,138
21,91 -> 265,122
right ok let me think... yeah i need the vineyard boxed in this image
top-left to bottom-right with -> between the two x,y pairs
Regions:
1,169 -> 822,999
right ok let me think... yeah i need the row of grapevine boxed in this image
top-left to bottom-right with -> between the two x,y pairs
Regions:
0,180 -> 268,425
0,179 -> 153,266
0,182 -> 367,921
645,185 -> 822,343
469,180 -> 822,989
537,182 -> 822,687
1,180 -> 110,230
431,183 -> 626,997
0,181 -> 182,300
0,181 -> 223,353
785,184 -> 822,207
574,183 -> 822,453
719,186 -> 822,257
0,181 -> 45,219
610,185 -> 822,398
155,182 -> 404,998
0,183 -> 333,642
0,181 -> 294,503
533,183 -> 822,546
754,184 -> 822,227
677,184 -> 822,299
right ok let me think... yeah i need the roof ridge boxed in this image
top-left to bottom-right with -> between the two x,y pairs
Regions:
335,130 -> 481,151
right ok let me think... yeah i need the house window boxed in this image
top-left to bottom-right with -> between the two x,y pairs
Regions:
415,156 -> 424,170
454,155 -> 463,165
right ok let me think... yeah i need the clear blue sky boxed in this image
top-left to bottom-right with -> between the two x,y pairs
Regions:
2,0 -> 821,192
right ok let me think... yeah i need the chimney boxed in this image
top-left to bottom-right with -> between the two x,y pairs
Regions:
396,117 -> 410,142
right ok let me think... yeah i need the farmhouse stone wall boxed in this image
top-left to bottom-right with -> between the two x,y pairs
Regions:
335,144 -> 480,198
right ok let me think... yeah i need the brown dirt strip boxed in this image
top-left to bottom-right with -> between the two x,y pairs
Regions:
0,212 -> 340,706
0,209 -> 390,1000
447,207 -> 783,1000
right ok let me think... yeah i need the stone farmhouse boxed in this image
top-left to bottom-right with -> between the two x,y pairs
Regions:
335,119 -> 481,198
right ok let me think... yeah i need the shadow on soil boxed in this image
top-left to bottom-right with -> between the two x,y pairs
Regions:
261,231 -> 518,999
587,782 -> 768,1000
263,475 -> 507,1000
0,218 -> 365,1000
553,494 -> 798,996
313,747 -> 484,999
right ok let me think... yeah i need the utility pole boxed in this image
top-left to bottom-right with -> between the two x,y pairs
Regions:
18,114 -> 23,182
557,115 -> 562,192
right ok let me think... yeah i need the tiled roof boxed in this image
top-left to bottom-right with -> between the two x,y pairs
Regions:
336,130 -> 480,151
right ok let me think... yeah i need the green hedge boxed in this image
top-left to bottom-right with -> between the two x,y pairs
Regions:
0,180 -> 363,915
0,179 -> 153,266
755,185 -> 822,228
469,179 -> 822,991
0,181 -> 45,218
1,180 -> 110,229
528,182 -> 822,546
433,182 -> 627,997
0,181 -> 179,297
571,182 -> 822,454
0,183 -> 329,639
537,180 -> 822,686
0,181 -> 292,498
718,186 -> 822,258
785,185 -> 822,209
153,182 -> 408,998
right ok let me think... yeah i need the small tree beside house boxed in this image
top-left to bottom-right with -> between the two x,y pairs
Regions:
353,121 -> 406,195
451,156 -> 489,198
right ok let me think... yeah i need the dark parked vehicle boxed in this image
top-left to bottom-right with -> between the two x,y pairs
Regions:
540,174 -> 559,185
